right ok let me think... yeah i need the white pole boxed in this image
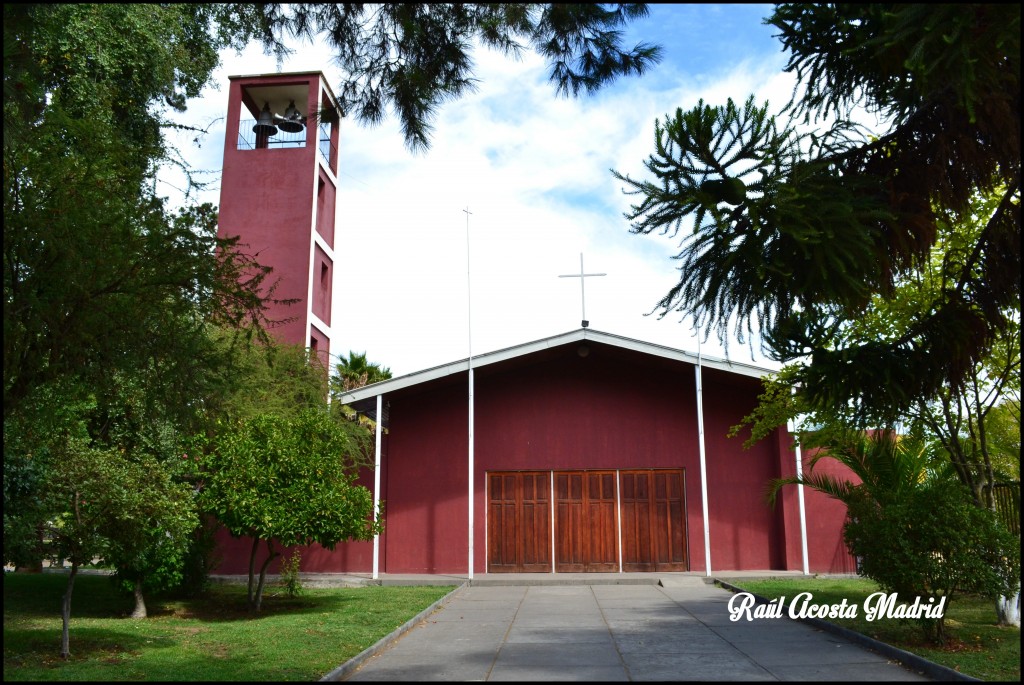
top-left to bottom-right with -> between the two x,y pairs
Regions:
550,471 -> 556,573
579,253 -> 587,323
616,470 -> 623,573
464,207 -> 474,580
790,419 -> 810,575
695,328 -> 712,576
372,394 -> 383,580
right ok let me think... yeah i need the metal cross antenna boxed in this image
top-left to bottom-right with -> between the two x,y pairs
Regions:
463,206 -> 473,361
559,253 -> 606,328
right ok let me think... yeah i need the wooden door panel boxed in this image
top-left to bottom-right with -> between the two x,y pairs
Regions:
654,470 -> 687,568
487,472 -> 551,572
555,472 -> 585,571
621,472 -> 652,569
556,471 -> 618,572
487,473 -> 518,572
520,473 -> 551,571
622,469 -> 688,572
586,472 -> 619,571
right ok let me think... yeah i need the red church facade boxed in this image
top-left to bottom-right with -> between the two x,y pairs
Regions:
212,329 -> 856,577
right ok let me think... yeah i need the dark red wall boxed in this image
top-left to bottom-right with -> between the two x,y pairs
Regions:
379,342 -> 794,574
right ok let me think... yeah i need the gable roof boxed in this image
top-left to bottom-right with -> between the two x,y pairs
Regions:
338,328 -> 776,415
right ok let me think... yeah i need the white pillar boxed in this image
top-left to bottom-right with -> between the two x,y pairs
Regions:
372,394 -> 383,580
616,470 -> 623,573
790,420 -> 810,575
695,363 -> 712,576
468,367 -> 475,579
550,470 -> 556,573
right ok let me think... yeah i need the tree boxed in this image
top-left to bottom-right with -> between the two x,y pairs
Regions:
207,332 -> 333,424
767,429 -> 1020,643
332,350 -> 393,394
982,400 -> 1020,483
733,188 -> 1020,501
249,3 -> 663,151
3,4 -> 281,422
844,478 -> 1019,643
14,403 -> 197,657
197,408 -> 380,611
729,186 -> 1022,625
613,4 -> 1019,425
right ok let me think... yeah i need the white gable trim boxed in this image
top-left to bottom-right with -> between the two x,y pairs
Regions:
338,328 -> 774,405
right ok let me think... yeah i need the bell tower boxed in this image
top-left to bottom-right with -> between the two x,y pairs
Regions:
217,71 -> 340,367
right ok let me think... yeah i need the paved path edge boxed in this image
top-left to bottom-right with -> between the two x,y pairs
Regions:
713,579 -> 982,683
319,582 -> 469,682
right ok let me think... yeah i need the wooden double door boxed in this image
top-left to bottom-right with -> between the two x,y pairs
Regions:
487,469 -> 688,573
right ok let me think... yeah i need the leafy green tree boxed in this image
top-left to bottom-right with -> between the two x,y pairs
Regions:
983,400 -> 1020,482
3,5 -> 280,422
734,188 -> 1020,501
3,382 -> 95,571
613,4 -> 1019,425
208,333 -> 333,424
768,430 -> 1019,642
27,414 -> 196,658
735,186 -> 1021,626
197,408 -> 380,611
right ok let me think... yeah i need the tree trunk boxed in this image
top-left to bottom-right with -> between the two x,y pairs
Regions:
60,562 -> 79,659
247,536 -> 259,607
996,588 -> 1020,627
252,542 -> 278,613
130,578 -> 147,619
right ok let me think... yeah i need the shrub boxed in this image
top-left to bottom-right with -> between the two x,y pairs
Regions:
844,479 -> 1021,642
279,550 -> 303,598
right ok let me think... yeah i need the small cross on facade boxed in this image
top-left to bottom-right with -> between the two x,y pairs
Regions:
559,253 -> 606,328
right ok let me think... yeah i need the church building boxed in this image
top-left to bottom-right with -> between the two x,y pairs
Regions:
212,327 -> 856,577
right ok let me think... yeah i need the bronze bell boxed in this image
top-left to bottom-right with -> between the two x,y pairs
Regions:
277,100 -> 305,133
253,103 -> 278,137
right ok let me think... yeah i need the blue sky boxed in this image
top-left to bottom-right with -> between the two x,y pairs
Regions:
160,4 -> 797,377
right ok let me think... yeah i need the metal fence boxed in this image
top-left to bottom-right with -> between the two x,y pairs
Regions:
236,118 -> 336,169
990,482 -> 1020,536
236,119 -> 306,150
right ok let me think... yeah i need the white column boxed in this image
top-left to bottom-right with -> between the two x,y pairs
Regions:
695,363 -> 712,576
616,470 -> 623,573
790,420 -> 810,575
468,366 -> 475,580
550,471 -> 556,573
372,394 -> 383,580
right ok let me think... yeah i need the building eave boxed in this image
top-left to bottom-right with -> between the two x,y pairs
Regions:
339,328 -> 775,407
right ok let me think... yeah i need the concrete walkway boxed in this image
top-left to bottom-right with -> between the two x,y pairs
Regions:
324,575 -> 936,682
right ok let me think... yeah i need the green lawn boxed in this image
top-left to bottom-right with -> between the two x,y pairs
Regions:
3,572 -> 456,682
727,576 -> 1020,682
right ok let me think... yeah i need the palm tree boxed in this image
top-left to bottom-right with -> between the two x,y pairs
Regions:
766,427 -> 937,509
331,351 -> 392,396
